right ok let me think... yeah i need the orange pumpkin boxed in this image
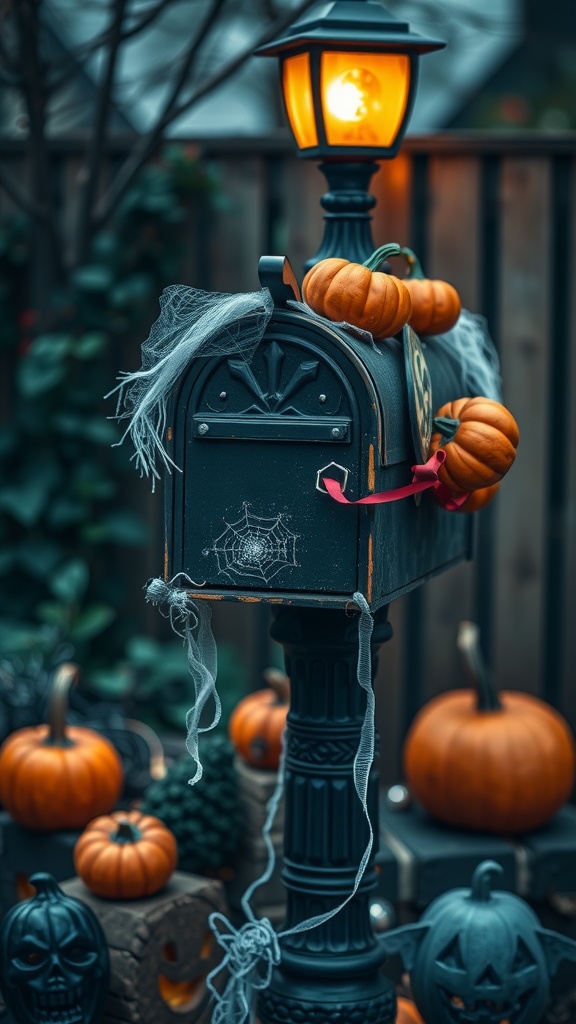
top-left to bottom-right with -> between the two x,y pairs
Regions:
403,622 -> 576,834
0,663 -> 124,831
397,247 -> 461,336
74,809 -> 178,899
453,481 -> 501,513
429,396 -> 519,492
228,669 -> 289,770
302,243 -> 412,339
396,996 -> 425,1024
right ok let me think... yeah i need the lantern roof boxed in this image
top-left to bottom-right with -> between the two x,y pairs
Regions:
255,1 -> 445,58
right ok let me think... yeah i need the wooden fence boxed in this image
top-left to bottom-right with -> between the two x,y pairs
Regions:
186,133 -> 576,784
2,133 -> 576,784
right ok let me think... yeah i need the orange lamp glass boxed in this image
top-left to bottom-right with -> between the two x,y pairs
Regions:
281,48 -> 414,159
321,52 -> 410,148
282,52 -> 318,150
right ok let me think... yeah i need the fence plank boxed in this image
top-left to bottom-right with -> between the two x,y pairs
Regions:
493,158 -> 552,696
283,157 -> 325,278
561,160 -> 576,728
371,153 -> 413,251
415,157 -> 482,703
206,156 -> 266,293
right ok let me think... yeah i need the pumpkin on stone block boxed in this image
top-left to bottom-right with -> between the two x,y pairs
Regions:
403,622 -> 576,833
381,860 -> 576,1024
74,809 -> 178,900
0,872 -> 109,1024
0,663 -> 123,831
228,668 -> 289,770
302,242 -> 412,339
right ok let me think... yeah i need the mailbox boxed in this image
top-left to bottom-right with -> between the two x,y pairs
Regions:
164,258 -> 472,611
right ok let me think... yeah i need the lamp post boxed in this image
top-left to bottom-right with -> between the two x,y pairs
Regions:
256,0 -> 444,267
249,7 -> 446,1024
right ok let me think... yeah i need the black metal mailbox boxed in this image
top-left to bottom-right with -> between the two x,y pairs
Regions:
164,258 -> 472,611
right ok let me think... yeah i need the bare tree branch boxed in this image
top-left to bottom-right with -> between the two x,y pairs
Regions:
15,1 -> 63,313
93,0 -> 319,230
46,0 -> 175,96
74,0 -> 129,265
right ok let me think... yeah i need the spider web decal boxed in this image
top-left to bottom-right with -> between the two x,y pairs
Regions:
209,507 -> 298,583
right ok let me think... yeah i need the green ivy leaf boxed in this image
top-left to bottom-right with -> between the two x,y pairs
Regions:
0,457 -> 60,525
74,332 -> 109,360
17,359 -> 66,396
125,635 -> 161,666
81,417 -> 119,445
90,510 -> 150,545
50,558 -> 89,603
72,264 -> 114,292
0,621 -> 54,655
87,666 -> 134,699
47,497 -> 90,529
69,603 -> 116,641
36,601 -> 70,627
30,335 -> 71,362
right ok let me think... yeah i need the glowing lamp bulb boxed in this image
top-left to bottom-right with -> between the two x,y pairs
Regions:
326,67 -> 382,124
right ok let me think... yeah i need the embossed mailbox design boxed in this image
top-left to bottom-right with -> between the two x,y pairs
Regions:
165,258 -> 472,610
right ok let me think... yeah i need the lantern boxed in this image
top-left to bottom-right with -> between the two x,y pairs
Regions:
256,0 -> 444,265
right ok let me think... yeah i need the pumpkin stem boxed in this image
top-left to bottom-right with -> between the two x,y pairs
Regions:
362,242 -> 403,273
398,246 -> 426,280
263,667 -> 290,705
470,860 -> 503,902
112,818 -> 141,844
432,415 -> 460,443
47,662 -> 79,746
457,621 -> 502,712
28,873 -> 62,901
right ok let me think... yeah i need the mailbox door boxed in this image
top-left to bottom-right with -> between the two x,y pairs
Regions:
171,328 -> 366,597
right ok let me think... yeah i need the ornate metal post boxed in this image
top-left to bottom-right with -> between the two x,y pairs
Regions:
305,162 -> 380,270
257,604 -> 396,1024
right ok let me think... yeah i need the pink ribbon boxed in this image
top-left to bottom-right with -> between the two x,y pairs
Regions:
322,449 -> 469,510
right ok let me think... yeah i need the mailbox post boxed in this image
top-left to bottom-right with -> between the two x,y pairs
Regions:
160,4 -> 459,1021
164,258 -> 472,1024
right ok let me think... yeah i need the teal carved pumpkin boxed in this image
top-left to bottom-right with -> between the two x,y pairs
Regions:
381,861 -> 576,1024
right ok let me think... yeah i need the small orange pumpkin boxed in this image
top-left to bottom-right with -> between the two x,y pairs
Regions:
403,622 -> 576,834
0,664 -> 124,831
74,809 -> 178,899
396,247 -> 461,336
396,996 -> 425,1024
302,243 -> 412,339
228,669 -> 289,770
429,396 -> 519,492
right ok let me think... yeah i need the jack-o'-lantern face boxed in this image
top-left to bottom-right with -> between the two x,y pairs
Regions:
0,874 -> 109,1024
158,930 -> 215,1013
380,861 -> 576,1024
429,931 -> 540,1024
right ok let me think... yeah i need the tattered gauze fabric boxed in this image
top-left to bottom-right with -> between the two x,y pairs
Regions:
107,285 -> 275,488
206,592 -> 376,1024
145,576 -> 219,786
428,308 -> 502,400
